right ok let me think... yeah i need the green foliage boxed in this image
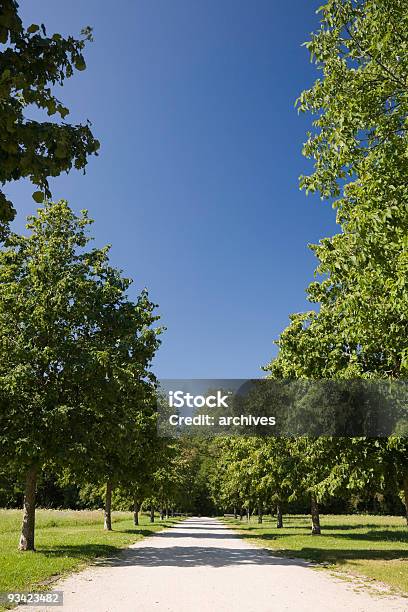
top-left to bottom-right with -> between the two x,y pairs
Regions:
263,0 -> 408,523
298,0 -> 408,200
0,1 -> 99,232
0,201 -> 162,513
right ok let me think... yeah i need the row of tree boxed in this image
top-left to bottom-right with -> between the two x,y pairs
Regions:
261,0 -> 408,527
206,436 -> 406,533
0,2 -> 206,547
0,200 -> 162,547
0,200 -> 220,546
199,0 -> 408,532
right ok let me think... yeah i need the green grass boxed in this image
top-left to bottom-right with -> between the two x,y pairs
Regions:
222,514 -> 408,594
0,509 -> 181,600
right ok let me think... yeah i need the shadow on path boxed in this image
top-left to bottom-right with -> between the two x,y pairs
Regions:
90,519 -> 312,569
93,545 -> 311,569
152,531 -> 240,539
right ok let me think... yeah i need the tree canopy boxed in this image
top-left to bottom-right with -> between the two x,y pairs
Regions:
0,1 -> 99,233
0,201 -> 162,548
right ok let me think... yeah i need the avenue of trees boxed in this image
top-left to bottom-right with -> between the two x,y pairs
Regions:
0,2 -> 188,550
206,436 -> 406,533
0,0 -> 407,554
184,0 -> 407,532
0,200 -> 164,548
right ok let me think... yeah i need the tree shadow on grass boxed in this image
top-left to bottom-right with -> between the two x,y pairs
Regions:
229,523 -> 396,532
38,543 -> 120,561
235,526 -> 408,541
328,530 -> 408,543
276,548 -> 408,564
311,523 -> 405,532
120,528 -> 159,537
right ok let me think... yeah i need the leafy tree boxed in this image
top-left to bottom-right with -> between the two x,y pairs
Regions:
0,201 -> 160,549
0,1 -> 99,232
265,0 -> 408,526
256,439 -> 296,528
298,0 -> 408,200
64,291 -> 162,531
146,439 -> 207,518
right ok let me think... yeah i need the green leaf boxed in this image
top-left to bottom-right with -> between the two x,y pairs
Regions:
27,24 -> 40,34
32,191 -> 44,203
75,57 -> 86,71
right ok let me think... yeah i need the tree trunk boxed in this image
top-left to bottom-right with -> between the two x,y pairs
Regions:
239,508 -> 243,520
310,493 -> 321,535
19,465 -> 38,551
276,502 -> 283,528
257,507 -> 263,523
150,507 -> 155,523
104,481 -> 113,531
160,508 -> 164,520
233,506 -> 237,519
133,498 -> 139,526
403,472 -> 408,526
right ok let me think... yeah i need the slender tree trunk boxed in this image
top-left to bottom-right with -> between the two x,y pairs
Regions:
403,472 -> 408,526
133,498 -> 139,526
150,506 -> 155,523
19,465 -> 38,551
310,493 -> 321,535
104,481 -> 113,531
239,507 -> 243,520
233,506 -> 237,519
276,502 -> 283,528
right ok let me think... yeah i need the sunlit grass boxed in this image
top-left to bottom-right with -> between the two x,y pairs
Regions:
0,509 -> 181,601
222,514 -> 408,594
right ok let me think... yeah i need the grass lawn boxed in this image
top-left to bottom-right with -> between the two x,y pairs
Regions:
222,514 -> 408,594
0,509 -> 181,601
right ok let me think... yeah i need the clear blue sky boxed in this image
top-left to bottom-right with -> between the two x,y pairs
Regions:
8,0 -> 337,378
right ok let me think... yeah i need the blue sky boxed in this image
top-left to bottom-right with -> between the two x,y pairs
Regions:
8,0 -> 337,378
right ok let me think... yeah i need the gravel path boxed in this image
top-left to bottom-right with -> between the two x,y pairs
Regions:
20,517 -> 407,612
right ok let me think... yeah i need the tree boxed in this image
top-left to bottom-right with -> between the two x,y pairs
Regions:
65,285 -> 162,531
256,439 -> 296,528
298,0 -> 408,200
0,201 -> 160,549
0,1 -> 99,232
265,0 -> 408,526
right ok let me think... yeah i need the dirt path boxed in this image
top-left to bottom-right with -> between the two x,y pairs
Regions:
20,517 -> 407,612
